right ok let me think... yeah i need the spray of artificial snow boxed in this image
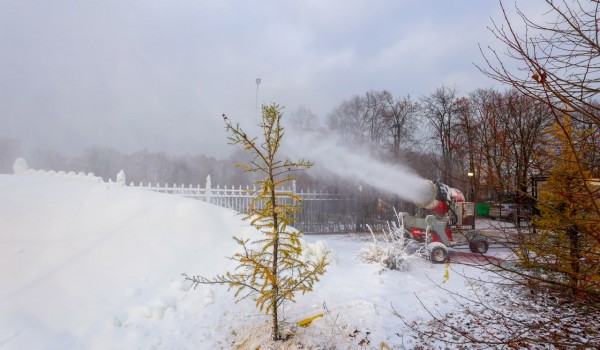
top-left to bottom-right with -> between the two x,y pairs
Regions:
282,130 -> 432,204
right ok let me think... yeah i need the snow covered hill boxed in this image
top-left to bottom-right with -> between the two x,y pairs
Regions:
1,174 -> 481,349
1,174 -> 258,348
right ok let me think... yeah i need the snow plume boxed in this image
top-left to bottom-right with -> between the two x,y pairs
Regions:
282,130 -> 432,204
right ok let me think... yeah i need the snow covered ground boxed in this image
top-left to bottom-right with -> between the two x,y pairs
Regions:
1,173 -> 500,349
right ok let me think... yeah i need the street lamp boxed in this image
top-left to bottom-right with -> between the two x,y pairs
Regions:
255,78 -> 261,112
467,172 -> 474,202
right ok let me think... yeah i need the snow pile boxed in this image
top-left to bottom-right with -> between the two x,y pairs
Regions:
18,169 -> 104,183
13,158 -> 104,183
0,174 -> 493,349
12,157 -> 29,174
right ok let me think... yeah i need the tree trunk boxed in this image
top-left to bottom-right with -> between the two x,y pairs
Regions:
271,305 -> 279,341
269,175 -> 281,341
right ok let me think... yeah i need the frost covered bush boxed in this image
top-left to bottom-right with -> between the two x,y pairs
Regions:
301,239 -> 332,265
358,212 -> 425,271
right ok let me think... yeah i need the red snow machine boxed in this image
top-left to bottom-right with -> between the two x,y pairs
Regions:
398,181 -> 489,263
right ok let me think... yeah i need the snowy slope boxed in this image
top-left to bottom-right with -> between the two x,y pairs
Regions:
1,174 -> 484,349
1,174 -> 256,348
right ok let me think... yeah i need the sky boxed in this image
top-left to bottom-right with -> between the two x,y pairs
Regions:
0,0 -> 544,159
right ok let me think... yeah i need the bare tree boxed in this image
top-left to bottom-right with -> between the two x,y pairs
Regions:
363,90 -> 389,146
480,0 -> 600,126
327,90 -> 399,151
454,88 -> 551,203
464,88 -> 506,199
452,96 -> 480,200
420,86 -> 463,186
327,95 -> 370,147
288,105 -> 318,131
382,93 -> 419,159
480,0 -> 600,236
500,90 -> 551,196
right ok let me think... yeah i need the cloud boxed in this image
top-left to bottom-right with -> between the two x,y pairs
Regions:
0,0 -> 521,159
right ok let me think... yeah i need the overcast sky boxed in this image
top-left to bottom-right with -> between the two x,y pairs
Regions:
0,0 -> 542,159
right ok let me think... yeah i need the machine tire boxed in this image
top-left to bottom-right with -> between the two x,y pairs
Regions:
469,236 -> 489,254
427,243 -> 448,264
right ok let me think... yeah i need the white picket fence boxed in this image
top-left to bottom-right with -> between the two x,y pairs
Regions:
125,174 -> 341,215
122,173 -> 374,233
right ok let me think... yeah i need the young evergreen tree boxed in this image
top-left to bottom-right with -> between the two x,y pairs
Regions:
184,104 -> 328,341
529,116 -> 600,293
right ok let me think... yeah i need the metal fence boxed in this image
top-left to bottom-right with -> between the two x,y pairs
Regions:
127,175 -> 401,233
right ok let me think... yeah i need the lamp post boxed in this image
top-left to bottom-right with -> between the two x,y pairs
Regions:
255,78 -> 261,112
467,172 -> 474,202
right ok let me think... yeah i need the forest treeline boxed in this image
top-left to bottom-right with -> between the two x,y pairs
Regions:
6,84 -> 598,202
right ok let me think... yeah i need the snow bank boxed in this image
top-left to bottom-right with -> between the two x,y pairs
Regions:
0,175 -> 320,348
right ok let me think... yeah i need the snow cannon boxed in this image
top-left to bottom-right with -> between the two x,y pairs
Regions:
415,181 -> 465,219
399,180 -> 489,263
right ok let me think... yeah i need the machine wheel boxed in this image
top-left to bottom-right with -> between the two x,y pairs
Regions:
427,243 -> 448,264
469,236 -> 489,254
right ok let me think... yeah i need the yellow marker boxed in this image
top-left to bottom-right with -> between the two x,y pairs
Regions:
442,263 -> 450,283
296,313 -> 324,327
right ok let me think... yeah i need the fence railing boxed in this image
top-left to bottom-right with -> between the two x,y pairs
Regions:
122,174 -> 400,234
138,178 -> 256,214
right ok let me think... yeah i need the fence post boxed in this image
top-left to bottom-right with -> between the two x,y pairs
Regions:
116,170 -> 126,186
205,175 -> 212,204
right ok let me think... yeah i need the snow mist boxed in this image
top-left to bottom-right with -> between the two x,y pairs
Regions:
282,131 -> 432,204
